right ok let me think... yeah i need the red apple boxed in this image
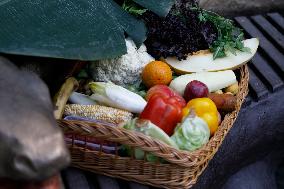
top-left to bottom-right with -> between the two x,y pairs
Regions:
184,80 -> 209,101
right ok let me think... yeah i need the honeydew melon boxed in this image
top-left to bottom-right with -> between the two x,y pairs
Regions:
165,38 -> 259,73
169,70 -> 237,95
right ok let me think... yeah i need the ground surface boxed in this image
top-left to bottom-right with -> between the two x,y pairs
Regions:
199,0 -> 284,16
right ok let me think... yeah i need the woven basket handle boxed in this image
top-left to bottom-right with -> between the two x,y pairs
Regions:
57,119 -> 200,168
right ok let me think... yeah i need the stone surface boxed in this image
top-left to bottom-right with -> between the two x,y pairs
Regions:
0,57 -> 70,180
222,151 -> 281,189
199,0 -> 284,16
192,90 -> 284,189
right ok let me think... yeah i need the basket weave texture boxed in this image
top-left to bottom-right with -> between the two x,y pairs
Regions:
57,65 -> 249,189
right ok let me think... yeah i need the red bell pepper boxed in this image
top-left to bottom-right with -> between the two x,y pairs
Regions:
140,93 -> 184,136
145,85 -> 186,107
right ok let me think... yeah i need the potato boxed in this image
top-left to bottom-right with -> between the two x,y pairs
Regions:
224,82 -> 239,95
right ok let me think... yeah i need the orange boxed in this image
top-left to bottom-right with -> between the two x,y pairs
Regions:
142,61 -> 172,88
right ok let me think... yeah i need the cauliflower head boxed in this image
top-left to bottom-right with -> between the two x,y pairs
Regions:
89,38 -> 154,87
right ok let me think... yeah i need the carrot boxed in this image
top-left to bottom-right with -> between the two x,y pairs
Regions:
208,93 -> 237,112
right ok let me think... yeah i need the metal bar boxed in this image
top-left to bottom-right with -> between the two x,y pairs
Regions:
97,175 -> 120,189
243,95 -> 253,108
251,15 -> 284,50
251,53 -> 283,92
248,67 -> 269,100
235,17 -> 284,74
129,182 -> 151,189
267,13 -> 284,31
61,168 -> 91,189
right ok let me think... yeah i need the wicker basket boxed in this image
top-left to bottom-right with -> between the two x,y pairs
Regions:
56,65 -> 249,189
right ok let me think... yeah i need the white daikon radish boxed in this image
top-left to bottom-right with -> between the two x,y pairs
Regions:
169,70 -> 237,95
69,92 -> 97,105
166,38 -> 259,73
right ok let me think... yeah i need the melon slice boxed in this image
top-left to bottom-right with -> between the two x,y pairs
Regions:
165,38 -> 259,73
169,70 -> 237,95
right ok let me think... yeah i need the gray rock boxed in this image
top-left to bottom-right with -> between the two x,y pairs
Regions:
222,154 -> 279,189
0,57 -> 70,180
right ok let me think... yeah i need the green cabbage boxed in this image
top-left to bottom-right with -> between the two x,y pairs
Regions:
171,116 -> 210,151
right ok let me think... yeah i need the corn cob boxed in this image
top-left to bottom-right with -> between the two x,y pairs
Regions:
64,104 -> 133,125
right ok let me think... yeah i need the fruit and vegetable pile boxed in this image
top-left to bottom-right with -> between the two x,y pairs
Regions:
59,0 -> 259,159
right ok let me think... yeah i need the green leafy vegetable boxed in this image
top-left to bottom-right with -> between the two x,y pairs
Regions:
126,83 -> 147,98
142,1 -> 217,60
133,0 -> 175,17
0,0 -> 174,61
77,69 -> 89,79
122,0 -> 147,16
197,9 -> 251,59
